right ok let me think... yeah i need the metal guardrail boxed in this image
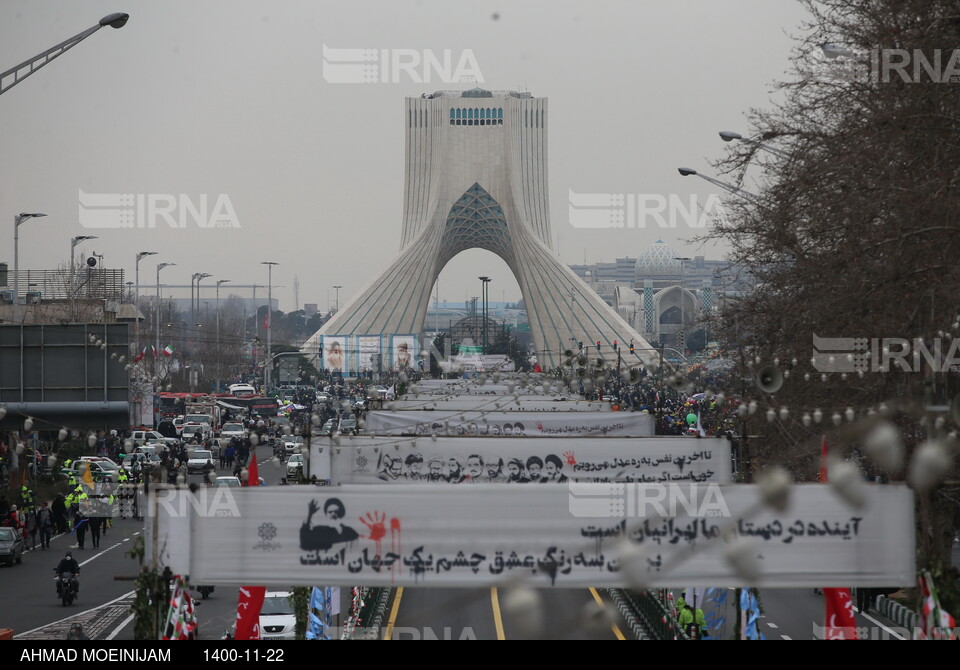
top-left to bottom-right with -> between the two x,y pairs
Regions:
612,588 -> 690,640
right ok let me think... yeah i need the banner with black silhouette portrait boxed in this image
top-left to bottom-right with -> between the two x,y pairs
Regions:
183,484 -> 915,588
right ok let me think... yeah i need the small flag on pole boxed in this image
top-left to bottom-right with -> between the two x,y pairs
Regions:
163,345 -> 175,357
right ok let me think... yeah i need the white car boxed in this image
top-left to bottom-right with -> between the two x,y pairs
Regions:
259,592 -> 296,640
215,476 -> 241,488
187,450 -> 214,474
286,454 -> 305,480
183,422 -> 212,441
283,436 -> 304,455
219,422 -> 246,440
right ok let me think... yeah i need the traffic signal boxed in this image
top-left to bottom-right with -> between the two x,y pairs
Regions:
629,341 -> 635,355
613,340 -> 618,351
596,341 -> 601,351
578,341 -> 583,351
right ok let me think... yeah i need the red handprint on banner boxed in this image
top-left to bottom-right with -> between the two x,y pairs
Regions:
360,511 -> 387,542
563,450 -> 577,466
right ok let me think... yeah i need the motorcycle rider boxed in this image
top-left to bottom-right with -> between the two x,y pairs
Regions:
55,551 -> 81,596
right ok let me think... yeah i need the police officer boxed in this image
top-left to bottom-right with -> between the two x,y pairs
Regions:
20,484 -> 34,511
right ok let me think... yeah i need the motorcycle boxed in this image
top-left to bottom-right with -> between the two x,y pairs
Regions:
56,572 -> 78,606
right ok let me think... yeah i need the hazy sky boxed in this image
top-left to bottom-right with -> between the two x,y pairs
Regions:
0,0 -> 810,312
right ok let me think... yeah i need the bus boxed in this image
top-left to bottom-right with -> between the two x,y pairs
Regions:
228,383 -> 257,397
219,395 -> 280,418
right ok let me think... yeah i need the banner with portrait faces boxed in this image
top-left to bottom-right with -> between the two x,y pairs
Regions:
321,435 -> 731,485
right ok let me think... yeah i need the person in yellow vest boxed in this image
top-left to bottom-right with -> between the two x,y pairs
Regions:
20,484 -> 34,510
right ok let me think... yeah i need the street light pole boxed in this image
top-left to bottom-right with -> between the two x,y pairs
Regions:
677,167 -> 759,201
478,276 -> 491,354
156,263 -> 175,378
71,235 -> 97,275
135,251 -> 156,366
0,13 -> 129,97
263,262 -> 279,390
13,213 -> 46,323
333,285 -> 342,312
674,257 -> 691,352
216,279 -> 230,393
719,131 -> 794,160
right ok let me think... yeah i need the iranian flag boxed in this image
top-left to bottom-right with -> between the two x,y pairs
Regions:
132,347 -> 147,363
163,345 -> 175,357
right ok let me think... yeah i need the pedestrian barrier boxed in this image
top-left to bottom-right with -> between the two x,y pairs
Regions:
0,628 -> 12,640
342,587 -> 392,640
875,595 -> 917,635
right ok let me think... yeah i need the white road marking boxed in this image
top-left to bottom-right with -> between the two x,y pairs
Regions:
13,590 -> 136,638
106,613 -> 136,640
781,634 -> 792,640
857,610 -> 906,640
766,622 -> 778,629
79,542 -> 123,567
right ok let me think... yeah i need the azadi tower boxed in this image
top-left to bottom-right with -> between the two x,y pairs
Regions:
303,88 -> 658,370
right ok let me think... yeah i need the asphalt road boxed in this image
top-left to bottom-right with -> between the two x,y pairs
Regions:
383,586 -> 629,640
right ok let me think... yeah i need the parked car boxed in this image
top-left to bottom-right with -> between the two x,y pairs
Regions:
339,418 -> 357,434
259,592 -> 296,640
0,527 -> 25,566
286,454 -> 305,480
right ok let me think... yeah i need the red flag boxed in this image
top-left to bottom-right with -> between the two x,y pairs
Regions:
533,363 -> 543,373
234,586 -> 266,640
235,449 -> 265,640
823,588 -> 858,639
819,434 -> 828,482
820,434 -> 858,639
245,448 -> 259,487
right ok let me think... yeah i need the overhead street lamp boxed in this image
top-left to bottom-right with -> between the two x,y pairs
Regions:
134,251 -> 157,360
677,167 -> 759,201
215,279 -> 231,393
262,262 -> 279,390
13,213 -> 47,323
719,131 -> 794,160
156,262 -> 175,377
0,13 -> 129,97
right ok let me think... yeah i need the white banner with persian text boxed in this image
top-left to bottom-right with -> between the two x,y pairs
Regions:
322,436 -> 730,485
364,410 -> 653,437
387,399 -> 609,413
183,485 -> 915,588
